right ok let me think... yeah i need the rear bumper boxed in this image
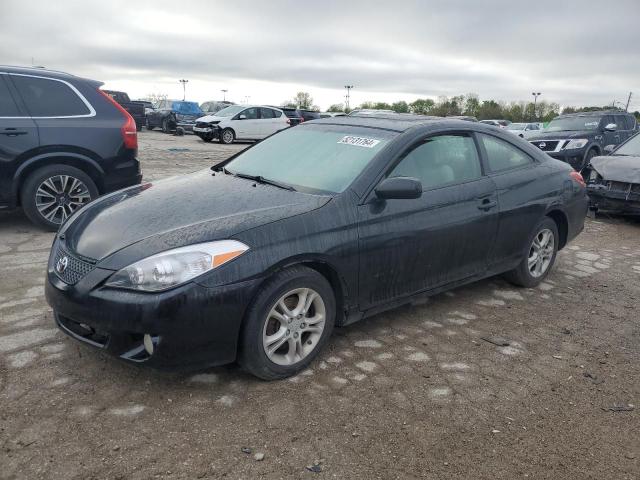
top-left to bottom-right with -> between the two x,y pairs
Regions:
45,258 -> 261,370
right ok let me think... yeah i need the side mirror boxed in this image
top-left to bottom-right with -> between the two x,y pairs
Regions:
603,144 -> 616,154
375,177 -> 422,200
238,114 -> 247,120
604,123 -> 617,131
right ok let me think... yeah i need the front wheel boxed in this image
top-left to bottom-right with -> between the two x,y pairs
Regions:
219,128 -> 235,144
239,266 -> 335,380
504,217 -> 559,287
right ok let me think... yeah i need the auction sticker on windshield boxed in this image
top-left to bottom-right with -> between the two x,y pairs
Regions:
338,136 -> 381,148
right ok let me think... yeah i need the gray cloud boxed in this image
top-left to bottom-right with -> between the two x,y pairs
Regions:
1,0 -> 639,109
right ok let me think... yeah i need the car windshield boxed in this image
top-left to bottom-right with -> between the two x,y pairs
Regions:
507,123 -> 526,130
546,116 -> 601,132
172,101 -> 203,115
614,134 -> 640,156
215,105 -> 245,117
225,125 -> 392,193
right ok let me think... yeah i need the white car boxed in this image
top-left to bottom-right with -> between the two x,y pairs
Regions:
193,105 -> 290,144
505,122 -> 543,139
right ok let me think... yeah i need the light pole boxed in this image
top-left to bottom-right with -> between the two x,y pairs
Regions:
344,85 -> 354,111
221,89 -> 228,102
179,79 -> 189,101
531,92 -> 541,121
244,96 -> 251,105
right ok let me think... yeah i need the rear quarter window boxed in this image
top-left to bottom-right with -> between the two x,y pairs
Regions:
11,75 -> 91,117
480,134 -> 533,172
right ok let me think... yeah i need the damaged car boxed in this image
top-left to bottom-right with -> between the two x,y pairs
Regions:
587,132 -> 640,215
45,116 -> 587,380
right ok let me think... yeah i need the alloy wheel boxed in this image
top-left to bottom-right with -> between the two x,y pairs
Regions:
262,288 -> 326,366
35,175 -> 92,225
528,228 -> 554,278
222,130 -> 234,143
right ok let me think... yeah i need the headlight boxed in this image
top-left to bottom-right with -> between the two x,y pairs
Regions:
565,139 -> 588,149
105,240 -> 249,292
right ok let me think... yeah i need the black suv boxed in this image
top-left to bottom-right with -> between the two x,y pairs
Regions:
528,110 -> 637,171
0,66 -> 142,230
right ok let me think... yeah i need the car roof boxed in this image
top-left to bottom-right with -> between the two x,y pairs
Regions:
0,65 -> 102,86
309,114 -> 479,133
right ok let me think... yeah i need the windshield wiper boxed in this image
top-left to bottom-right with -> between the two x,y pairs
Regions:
231,171 -> 297,191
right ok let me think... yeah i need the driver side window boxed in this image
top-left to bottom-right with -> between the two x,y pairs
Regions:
389,134 -> 482,191
240,107 -> 259,119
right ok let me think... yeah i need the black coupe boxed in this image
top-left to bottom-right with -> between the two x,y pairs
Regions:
45,115 -> 588,379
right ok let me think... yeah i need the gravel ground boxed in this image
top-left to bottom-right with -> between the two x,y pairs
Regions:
1,130 -> 639,479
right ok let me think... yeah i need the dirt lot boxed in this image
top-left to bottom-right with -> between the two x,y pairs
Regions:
1,130 -> 639,480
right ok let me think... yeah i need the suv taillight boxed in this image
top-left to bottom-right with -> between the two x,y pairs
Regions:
98,89 -> 138,150
569,171 -> 586,187
286,118 -> 291,125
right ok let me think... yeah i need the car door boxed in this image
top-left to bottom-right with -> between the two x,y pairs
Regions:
357,132 -> 498,309
601,115 -> 619,148
0,75 -> 39,206
476,133 -> 548,269
232,107 -> 260,139
259,108 -> 283,137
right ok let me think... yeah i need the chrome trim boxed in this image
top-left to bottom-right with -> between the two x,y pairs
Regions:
0,72 -> 96,119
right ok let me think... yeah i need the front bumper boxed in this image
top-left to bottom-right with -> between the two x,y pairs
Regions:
587,184 -> 640,215
176,121 -> 196,132
45,260 -> 261,370
547,149 -> 586,171
193,125 -> 220,138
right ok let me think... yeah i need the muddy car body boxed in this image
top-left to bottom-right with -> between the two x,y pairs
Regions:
45,116 -> 588,379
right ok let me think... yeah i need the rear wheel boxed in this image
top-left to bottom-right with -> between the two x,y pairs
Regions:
146,118 -> 154,130
219,128 -> 235,144
21,165 -> 98,231
504,217 -> 559,288
239,266 -> 335,380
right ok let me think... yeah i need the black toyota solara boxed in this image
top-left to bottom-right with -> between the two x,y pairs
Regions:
45,115 -> 588,380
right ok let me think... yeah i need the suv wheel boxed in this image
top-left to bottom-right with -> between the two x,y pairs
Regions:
21,165 -> 98,231
161,117 -> 173,133
581,148 -> 597,172
239,266 -> 335,380
219,128 -> 235,144
146,118 -> 154,130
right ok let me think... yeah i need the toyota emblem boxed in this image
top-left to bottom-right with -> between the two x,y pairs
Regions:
56,256 -> 69,274
538,142 -> 546,149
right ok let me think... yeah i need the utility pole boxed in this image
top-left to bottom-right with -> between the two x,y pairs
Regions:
221,89 -> 228,102
531,92 -> 541,121
179,79 -> 189,101
625,92 -> 632,112
344,85 -> 354,111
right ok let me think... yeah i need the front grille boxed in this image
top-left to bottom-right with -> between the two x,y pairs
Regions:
53,246 -> 96,285
531,140 -> 559,151
608,181 -> 631,192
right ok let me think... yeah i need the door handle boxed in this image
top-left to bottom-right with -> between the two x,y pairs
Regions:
478,198 -> 497,211
1,128 -> 28,137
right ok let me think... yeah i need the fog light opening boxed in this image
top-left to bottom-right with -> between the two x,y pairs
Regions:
143,334 -> 156,355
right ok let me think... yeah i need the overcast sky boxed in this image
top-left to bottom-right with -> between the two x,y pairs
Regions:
2,0 -> 639,111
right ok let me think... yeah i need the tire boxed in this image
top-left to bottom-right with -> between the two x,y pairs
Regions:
146,118 -> 154,130
198,134 -> 213,143
504,217 -> 559,288
238,266 -> 336,380
219,128 -> 235,144
161,117 -> 173,134
21,164 -> 99,231
136,122 -> 142,132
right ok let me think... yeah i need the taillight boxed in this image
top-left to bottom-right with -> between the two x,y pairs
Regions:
286,118 -> 291,125
98,89 -> 138,150
569,171 -> 586,187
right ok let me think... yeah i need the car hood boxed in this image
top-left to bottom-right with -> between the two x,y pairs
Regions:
590,155 -> 640,183
528,130 -> 594,141
61,170 -> 330,267
196,114 -> 226,123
